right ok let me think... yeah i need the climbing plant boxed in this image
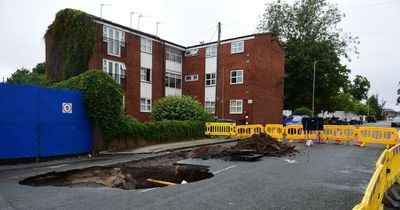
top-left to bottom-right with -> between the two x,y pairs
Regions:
46,8 -> 95,81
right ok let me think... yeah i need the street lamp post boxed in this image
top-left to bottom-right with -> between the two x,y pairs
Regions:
312,59 -> 328,117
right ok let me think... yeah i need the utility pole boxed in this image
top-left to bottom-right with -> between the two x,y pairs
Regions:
215,22 -> 221,118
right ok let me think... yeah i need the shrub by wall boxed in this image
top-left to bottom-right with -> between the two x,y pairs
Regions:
52,70 -> 205,146
151,95 -> 208,121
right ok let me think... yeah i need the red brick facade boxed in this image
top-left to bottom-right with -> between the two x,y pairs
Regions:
46,16 -> 285,124
183,34 -> 285,124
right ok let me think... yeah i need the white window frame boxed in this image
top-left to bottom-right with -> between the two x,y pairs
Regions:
140,98 -> 151,112
103,59 -> 126,84
103,26 -> 125,57
230,69 -> 243,85
206,46 -> 217,57
205,101 -> 215,114
229,100 -> 243,114
185,74 -> 199,82
140,67 -> 152,83
165,72 -> 182,89
205,73 -> 216,86
166,48 -> 182,63
141,37 -> 152,54
231,41 -> 244,54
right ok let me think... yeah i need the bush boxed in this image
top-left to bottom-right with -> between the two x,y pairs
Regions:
52,70 -> 205,145
293,106 -> 312,116
142,120 -> 204,142
52,70 -> 126,139
151,95 -> 208,121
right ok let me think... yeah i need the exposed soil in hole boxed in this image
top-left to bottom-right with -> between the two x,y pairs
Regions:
20,152 -> 213,190
20,134 -> 296,190
187,133 -> 297,160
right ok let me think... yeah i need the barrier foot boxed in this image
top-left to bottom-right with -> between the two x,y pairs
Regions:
334,140 -> 342,145
278,139 -> 283,143
289,139 -> 294,144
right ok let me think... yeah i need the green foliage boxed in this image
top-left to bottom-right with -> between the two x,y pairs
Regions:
332,93 -> 356,113
142,120 -> 204,142
397,82 -> 400,105
52,70 -> 124,139
52,70 -> 205,144
367,95 -> 385,119
151,95 -> 208,121
293,106 -> 312,116
7,67 -> 51,87
349,75 -> 370,101
47,8 -> 95,81
257,0 -> 359,112
32,62 -> 46,74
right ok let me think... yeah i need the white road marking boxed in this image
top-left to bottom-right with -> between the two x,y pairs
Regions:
140,188 -> 156,193
284,159 -> 296,164
213,165 -> 236,174
48,164 -> 68,169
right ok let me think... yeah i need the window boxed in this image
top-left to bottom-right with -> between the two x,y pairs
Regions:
141,37 -> 152,54
229,100 -> 243,114
205,101 -> 215,114
205,73 -> 216,86
166,48 -> 182,63
140,98 -> 151,112
103,59 -> 126,84
231,41 -> 244,54
230,69 -> 243,84
206,46 -> 217,57
165,72 -> 182,89
185,48 -> 199,57
140,68 -> 151,82
103,26 -> 125,56
185,74 -> 198,82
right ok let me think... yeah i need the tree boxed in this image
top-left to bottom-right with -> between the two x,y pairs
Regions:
350,75 -> 370,101
257,0 -> 358,112
7,67 -> 50,87
367,95 -> 385,119
32,62 -> 45,74
293,106 -> 312,116
397,82 -> 400,105
151,96 -> 208,121
332,93 -> 356,113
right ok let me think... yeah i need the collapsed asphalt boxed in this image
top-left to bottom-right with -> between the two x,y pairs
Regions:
0,142 -> 384,210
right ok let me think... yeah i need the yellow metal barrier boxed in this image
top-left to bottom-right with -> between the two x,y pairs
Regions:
236,124 -> 264,138
323,125 -> 357,144
265,124 -> 284,141
205,122 -> 236,136
357,127 -> 399,148
285,125 -> 305,143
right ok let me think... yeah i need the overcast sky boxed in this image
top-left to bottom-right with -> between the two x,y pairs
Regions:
1,0 -> 399,110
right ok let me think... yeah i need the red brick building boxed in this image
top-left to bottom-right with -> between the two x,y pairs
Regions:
46,15 -> 285,124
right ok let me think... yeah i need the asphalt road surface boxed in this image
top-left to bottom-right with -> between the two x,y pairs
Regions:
0,143 -> 384,210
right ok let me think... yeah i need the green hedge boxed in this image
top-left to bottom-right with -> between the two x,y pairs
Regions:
142,120 -> 204,142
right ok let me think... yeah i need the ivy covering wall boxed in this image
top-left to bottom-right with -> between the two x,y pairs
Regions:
46,8 -> 95,81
